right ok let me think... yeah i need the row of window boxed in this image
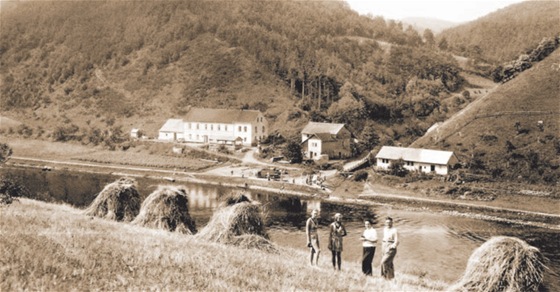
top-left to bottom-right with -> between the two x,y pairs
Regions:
187,123 -> 265,134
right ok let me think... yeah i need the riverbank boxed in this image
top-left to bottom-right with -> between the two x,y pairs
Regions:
3,137 -> 559,229
0,198 -> 447,291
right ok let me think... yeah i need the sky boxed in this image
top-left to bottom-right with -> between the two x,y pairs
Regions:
345,0 -> 527,23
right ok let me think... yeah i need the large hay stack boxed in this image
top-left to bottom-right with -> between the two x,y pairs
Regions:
132,186 -> 196,234
196,193 -> 275,252
450,236 -> 545,292
84,178 -> 141,221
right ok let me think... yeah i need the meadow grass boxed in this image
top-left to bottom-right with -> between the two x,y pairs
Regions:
1,199 -> 448,291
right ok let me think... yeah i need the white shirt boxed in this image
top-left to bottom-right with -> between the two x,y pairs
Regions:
362,228 -> 378,247
383,227 -> 398,247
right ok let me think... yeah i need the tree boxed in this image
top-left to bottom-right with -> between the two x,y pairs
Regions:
388,159 -> 408,177
423,29 -> 435,47
358,123 -> 380,154
438,37 -> 449,51
0,143 -> 12,164
283,140 -> 303,163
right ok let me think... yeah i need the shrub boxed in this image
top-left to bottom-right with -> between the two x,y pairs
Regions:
353,170 -> 368,181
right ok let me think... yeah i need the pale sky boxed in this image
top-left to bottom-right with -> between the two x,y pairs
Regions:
346,0 -> 527,23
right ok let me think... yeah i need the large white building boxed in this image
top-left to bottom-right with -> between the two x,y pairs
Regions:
375,146 -> 459,175
158,119 -> 184,141
158,108 -> 268,146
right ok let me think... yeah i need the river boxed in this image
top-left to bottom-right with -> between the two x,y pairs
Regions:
2,166 -> 559,290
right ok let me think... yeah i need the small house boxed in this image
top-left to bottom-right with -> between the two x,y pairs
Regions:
301,122 -> 353,160
375,146 -> 459,175
158,119 -> 184,141
130,128 -> 141,139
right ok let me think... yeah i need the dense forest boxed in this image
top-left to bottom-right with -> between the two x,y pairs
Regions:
438,0 -> 560,63
0,0 -> 466,152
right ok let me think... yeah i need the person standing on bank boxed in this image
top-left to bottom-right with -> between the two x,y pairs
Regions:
328,213 -> 347,270
306,209 -> 321,266
360,219 -> 378,276
381,217 -> 399,279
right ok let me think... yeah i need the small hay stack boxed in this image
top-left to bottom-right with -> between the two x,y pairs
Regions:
449,236 -> 545,292
196,193 -> 275,252
84,177 -> 141,221
132,186 -> 196,234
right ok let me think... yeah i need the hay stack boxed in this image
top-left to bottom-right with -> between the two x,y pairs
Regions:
219,192 -> 251,207
196,194 -> 275,252
84,177 -> 141,221
450,236 -> 545,292
132,186 -> 196,234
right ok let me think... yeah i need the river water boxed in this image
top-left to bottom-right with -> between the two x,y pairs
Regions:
3,166 -> 559,290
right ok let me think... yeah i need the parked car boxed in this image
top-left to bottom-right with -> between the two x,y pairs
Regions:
256,168 -> 281,180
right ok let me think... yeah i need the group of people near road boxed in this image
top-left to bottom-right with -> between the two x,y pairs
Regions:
306,209 -> 399,279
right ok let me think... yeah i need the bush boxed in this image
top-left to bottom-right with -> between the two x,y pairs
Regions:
353,170 -> 368,181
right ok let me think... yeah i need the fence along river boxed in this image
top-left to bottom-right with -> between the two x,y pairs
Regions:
3,166 -> 559,289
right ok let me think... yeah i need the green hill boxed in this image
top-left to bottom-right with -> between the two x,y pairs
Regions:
438,0 -> 560,63
0,0 -> 466,148
412,49 -> 560,184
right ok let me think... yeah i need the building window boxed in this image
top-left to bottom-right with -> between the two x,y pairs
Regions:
255,126 -> 257,133
244,137 -> 247,142
196,124 -> 199,130
225,125 -> 228,131
382,159 -> 389,164
211,125 -> 213,130
238,126 -> 242,131
218,125 -> 221,131
406,161 -> 414,166
244,126 -> 247,132
262,126 -> 265,132
204,124 -> 207,130
188,123 -> 191,129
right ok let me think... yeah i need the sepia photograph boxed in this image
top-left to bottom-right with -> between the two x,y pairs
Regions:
0,0 -> 559,290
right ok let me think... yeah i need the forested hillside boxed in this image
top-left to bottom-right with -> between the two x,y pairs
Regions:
438,0 -> 560,63
412,49 -> 560,184
0,0 -> 467,151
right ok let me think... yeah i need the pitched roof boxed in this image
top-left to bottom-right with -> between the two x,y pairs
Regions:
301,122 -> 345,135
309,133 -> 337,142
375,146 -> 456,165
184,108 -> 261,124
159,119 -> 184,132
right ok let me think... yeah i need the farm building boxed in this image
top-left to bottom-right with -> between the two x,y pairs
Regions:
158,108 -> 268,146
301,122 -> 353,160
183,108 -> 268,146
375,146 -> 459,175
158,119 -> 184,141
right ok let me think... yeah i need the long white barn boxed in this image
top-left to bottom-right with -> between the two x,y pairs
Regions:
375,146 -> 459,175
158,108 -> 268,146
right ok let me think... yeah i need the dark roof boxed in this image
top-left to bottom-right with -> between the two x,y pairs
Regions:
184,108 -> 262,124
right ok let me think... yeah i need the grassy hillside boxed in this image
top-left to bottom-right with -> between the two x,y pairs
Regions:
0,199 -> 446,291
0,0 -> 466,148
412,49 -> 560,183
438,0 -> 560,63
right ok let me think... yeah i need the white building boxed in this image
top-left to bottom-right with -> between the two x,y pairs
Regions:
375,146 -> 459,175
300,122 -> 353,160
158,119 -> 184,141
158,108 -> 268,146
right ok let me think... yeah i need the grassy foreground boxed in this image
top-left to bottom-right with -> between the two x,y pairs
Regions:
1,199 -> 447,291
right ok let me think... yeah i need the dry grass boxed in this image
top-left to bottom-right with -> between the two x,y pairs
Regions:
449,236 -> 545,292
195,196 -> 274,252
0,199 -> 447,291
132,185 -> 196,234
84,177 -> 141,221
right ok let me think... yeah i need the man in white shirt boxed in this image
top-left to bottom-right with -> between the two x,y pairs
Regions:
360,219 -> 377,276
